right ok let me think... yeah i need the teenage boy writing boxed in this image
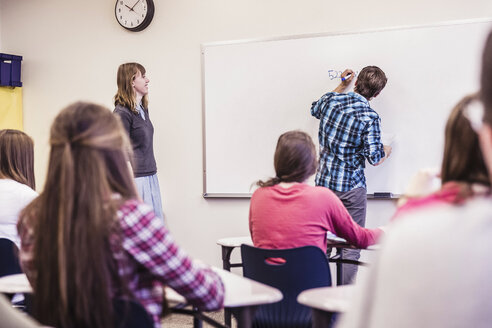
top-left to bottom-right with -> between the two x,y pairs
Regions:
310,66 -> 391,284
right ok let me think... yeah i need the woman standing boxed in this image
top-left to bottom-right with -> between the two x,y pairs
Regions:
0,129 -> 37,247
114,62 -> 163,221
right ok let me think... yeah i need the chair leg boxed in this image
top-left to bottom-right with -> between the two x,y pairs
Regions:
221,246 -> 234,325
193,316 -> 203,328
193,307 -> 203,328
336,248 -> 343,286
311,309 -> 336,328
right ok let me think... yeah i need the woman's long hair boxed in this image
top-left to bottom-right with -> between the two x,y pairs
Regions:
257,130 -> 317,187
114,62 -> 148,113
441,93 -> 490,187
20,102 -> 137,328
0,129 -> 35,189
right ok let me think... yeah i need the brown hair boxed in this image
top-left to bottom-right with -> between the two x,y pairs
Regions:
354,66 -> 387,100
257,130 -> 317,187
482,31 -> 492,125
0,129 -> 35,189
441,93 -> 490,187
20,102 -> 137,328
114,62 -> 148,113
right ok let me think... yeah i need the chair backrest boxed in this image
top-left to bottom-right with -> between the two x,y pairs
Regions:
113,299 -> 154,328
0,238 -> 22,277
241,244 -> 332,328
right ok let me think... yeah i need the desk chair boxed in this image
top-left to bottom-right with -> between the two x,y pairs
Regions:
241,244 -> 332,328
0,238 -> 22,277
0,238 -> 23,305
113,299 -> 154,328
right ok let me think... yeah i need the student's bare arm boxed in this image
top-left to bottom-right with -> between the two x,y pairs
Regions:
333,69 -> 355,93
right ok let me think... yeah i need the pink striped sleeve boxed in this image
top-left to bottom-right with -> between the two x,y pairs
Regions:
118,200 -> 225,311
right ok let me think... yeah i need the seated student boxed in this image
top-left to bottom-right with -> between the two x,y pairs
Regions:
17,102 -> 224,328
0,129 -> 37,248
336,32 -> 492,328
392,93 -> 490,220
249,130 -> 382,254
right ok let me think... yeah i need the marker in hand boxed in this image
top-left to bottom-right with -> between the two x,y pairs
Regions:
341,73 -> 352,82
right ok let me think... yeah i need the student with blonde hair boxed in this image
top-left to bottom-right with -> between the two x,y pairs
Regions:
0,129 -> 37,247
114,62 -> 164,221
18,102 -> 224,328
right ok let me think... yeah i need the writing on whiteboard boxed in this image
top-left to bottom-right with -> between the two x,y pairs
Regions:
328,70 -> 359,80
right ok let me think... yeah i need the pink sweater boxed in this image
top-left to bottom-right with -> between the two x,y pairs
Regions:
249,183 -> 382,252
392,181 -> 490,221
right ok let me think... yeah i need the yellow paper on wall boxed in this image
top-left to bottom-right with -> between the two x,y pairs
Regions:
0,87 -> 23,131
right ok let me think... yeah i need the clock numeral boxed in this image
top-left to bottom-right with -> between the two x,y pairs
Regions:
131,22 -> 134,27
118,8 -> 121,13
142,14 -> 144,18
119,1 -> 123,4
125,20 -> 127,25
137,19 -> 140,24
120,15 -> 123,19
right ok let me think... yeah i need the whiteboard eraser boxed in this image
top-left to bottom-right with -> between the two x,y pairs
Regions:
373,192 -> 392,198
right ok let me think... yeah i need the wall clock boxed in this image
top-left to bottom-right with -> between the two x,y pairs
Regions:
115,0 -> 155,32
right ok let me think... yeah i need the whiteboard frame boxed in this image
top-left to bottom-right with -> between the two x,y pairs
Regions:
201,17 -> 492,199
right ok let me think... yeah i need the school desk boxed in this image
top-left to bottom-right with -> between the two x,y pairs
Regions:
216,234 -> 378,285
297,285 -> 355,328
0,268 -> 283,328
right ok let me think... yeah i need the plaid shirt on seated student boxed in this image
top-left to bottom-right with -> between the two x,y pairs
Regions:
18,198 -> 225,328
311,91 -> 385,192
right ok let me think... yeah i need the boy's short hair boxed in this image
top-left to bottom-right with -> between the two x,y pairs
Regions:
354,66 -> 387,99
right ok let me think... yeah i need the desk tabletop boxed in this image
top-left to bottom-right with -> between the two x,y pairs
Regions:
167,267 -> 282,308
1,269 -> 282,310
297,285 -> 355,313
0,273 -> 32,294
216,236 -> 253,247
217,234 -> 379,250
212,267 -> 282,307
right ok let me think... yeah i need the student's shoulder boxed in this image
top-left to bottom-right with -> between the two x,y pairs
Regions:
117,198 -> 154,221
305,185 -> 338,200
251,185 -> 274,199
316,92 -> 341,103
354,103 -> 379,122
0,179 -> 37,198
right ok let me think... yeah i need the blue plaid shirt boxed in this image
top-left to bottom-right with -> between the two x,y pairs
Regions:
311,92 -> 385,192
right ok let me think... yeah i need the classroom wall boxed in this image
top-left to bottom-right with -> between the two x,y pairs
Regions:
1,0 -> 491,267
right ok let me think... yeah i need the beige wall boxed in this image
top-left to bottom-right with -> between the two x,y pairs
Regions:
1,0 -> 491,266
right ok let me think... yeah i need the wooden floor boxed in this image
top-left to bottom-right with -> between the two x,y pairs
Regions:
161,310 -> 237,328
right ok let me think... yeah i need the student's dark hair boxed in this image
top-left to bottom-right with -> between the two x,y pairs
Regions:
257,130 -> 317,187
18,102 -> 137,328
354,66 -> 387,100
0,129 -> 35,189
114,62 -> 148,113
481,31 -> 492,124
441,93 -> 490,187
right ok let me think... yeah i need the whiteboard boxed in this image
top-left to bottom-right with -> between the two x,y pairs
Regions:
201,19 -> 492,197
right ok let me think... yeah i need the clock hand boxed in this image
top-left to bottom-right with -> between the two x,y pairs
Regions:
125,4 -> 133,11
130,0 -> 140,10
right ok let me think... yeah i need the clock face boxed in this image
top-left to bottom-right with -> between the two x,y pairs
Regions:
115,0 -> 154,32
